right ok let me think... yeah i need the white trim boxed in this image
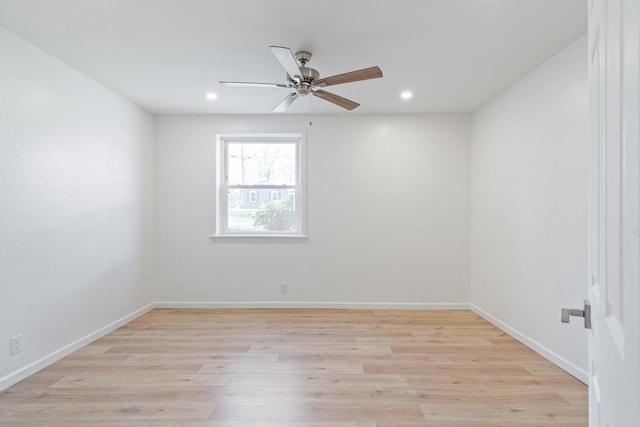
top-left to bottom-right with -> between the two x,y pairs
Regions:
155,301 -> 471,310
0,303 -> 155,392
209,234 -> 308,242
215,136 -> 226,233
471,304 -> 588,384
215,132 -> 306,237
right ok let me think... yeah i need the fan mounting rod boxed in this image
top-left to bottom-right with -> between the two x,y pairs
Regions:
295,50 -> 312,65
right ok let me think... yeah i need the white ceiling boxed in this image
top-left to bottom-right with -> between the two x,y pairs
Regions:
0,0 -> 587,114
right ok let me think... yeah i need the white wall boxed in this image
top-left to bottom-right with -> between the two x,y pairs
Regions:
0,17 -> 588,390
154,114 -> 470,307
0,26 -> 155,387
470,35 -> 588,379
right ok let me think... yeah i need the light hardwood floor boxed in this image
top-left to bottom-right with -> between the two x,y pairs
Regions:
0,309 -> 587,426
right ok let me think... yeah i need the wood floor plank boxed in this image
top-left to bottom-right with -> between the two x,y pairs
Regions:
210,401 -> 426,422
0,309 -> 587,425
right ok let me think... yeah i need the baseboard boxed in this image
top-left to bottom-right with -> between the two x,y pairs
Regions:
470,304 -> 588,384
154,301 -> 471,310
0,302 -> 155,392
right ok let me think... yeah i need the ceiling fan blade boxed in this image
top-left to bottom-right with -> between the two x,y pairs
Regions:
313,66 -> 383,88
312,90 -> 360,110
270,46 -> 302,80
220,81 -> 289,88
272,92 -> 299,112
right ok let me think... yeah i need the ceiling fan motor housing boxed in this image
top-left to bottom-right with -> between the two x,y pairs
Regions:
296,66 -> 319,95
289,51 -> 318,96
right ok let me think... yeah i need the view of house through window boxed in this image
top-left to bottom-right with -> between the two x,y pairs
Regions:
217,134 -> 303,235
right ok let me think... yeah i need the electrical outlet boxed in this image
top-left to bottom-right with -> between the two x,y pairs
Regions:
280,282 -> 288,294
10,335 -> 22,356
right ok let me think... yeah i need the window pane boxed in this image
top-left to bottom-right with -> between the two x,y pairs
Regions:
227,188 -> 297,232
227,143 -> 296,186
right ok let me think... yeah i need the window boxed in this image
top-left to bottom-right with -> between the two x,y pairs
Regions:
216,133 -> 305,237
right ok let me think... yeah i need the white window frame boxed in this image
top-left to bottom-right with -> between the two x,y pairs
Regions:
214,133 -> 306,238
249,191 -> 257,203
270,191 -> 280,201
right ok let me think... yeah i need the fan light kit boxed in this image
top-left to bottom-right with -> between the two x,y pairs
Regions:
220,46 -> 383,112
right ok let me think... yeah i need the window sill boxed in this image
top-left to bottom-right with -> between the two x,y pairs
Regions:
209,234 -> 308,243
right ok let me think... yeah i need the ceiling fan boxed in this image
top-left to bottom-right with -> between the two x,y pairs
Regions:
220,46 -> 383,112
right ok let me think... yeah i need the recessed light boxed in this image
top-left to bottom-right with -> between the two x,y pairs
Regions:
401,91 -> 413,100
205,92 -> 218,100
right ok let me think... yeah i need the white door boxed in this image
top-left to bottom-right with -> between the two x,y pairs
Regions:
588,0 -> 640,425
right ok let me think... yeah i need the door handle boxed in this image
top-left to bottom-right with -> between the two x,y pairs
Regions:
561,299 -> 591,329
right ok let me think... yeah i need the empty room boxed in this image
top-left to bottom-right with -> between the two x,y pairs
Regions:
0,0 -> 638,426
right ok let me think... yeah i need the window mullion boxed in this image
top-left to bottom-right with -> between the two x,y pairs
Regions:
227,185 -> 296,190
